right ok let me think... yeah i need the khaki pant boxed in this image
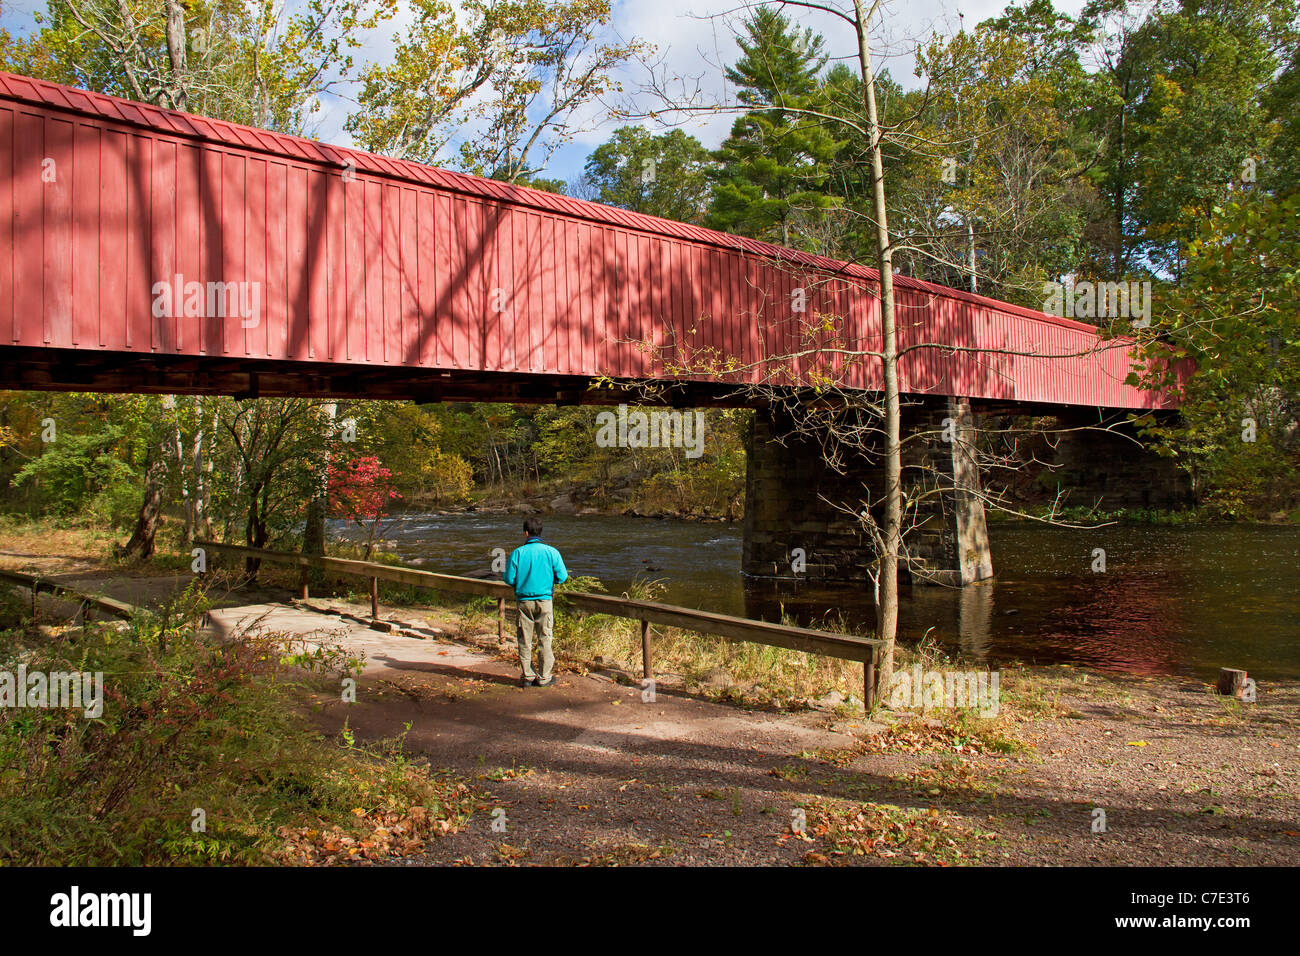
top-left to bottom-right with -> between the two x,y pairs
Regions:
516,599 -> 554,681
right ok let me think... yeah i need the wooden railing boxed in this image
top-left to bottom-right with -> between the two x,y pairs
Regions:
0,567 -> 137,620
195,540 -> 883,705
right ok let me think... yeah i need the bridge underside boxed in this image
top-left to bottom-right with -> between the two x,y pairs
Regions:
0,345 -> 726,406
0,345 -> 1102,414
1,345 -> 1190,589
742,400 -> 1192,588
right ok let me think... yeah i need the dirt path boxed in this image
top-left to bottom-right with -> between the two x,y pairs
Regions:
206,598 -> 1300,867
7,557 -> 1298,867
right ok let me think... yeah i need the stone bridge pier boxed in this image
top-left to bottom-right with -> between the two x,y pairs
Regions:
742,398 -> 994,588
1044,411 -> 1193,511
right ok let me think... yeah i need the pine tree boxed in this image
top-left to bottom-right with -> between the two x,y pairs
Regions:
705,6 -> 842,248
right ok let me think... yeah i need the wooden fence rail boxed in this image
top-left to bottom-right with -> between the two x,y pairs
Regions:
0,567 -> 137,621
195,540 -> 883,705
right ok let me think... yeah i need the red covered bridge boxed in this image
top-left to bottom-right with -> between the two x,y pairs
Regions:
0,70 -> 1175,412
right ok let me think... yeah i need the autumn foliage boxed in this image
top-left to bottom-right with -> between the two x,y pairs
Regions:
328,456 -> 402,557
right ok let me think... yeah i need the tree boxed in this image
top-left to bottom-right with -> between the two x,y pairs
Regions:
328,456 -> 401,559
704,6 -> 843,248
1135,189 -> 1300,514
347,0 -> 646,183
892,14 -> 1099,305
580,126 -> 712,222
1083,0 -> 1296,279
7,0 -> 392,135
209,398 -> 334,575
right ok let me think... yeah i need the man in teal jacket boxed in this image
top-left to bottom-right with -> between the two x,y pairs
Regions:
503,517 -> 569,688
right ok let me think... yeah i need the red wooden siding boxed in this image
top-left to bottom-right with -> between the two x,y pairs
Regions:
0,71 -> 1180,410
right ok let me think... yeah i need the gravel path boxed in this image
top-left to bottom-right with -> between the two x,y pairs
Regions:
210,598 -> 1300,867
7,555 -> 1296,867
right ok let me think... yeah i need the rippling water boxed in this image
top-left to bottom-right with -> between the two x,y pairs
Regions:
330,513 -> 1300,681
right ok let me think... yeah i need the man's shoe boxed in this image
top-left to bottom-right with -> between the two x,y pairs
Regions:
521,677 -> 537,688
536,676 -> 555,687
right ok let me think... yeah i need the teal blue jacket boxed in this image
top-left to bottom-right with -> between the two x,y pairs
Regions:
503,537 -> 569,600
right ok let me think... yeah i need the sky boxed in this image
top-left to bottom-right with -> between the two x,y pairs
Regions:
0,0 -> 1091,183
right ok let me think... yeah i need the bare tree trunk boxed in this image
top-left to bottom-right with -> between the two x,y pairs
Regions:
853,0 -> 900,694
121,431 -> 171,560
192,397 -> 211,540
171,403 -> 193,545
163,0 -> 188,110
302,403 -> 336,566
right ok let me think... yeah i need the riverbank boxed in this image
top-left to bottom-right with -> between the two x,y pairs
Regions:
1,539 -> 1296,866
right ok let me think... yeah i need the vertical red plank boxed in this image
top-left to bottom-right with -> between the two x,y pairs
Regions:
433,193 -> 451,367
639,232 -> 652,379
243,157 -> 268,357
148,137 -> 176,353
98,129 -> 127,351
561,221 -> 578,375
643,236 -> 658,379
480,201 -> 498,373
449,196 -> 469,370
586,223 -> 601,375
624,233 -> 641,378
522,211 -> 541,372
342,175 -> 364,362
0,108 -> 14,346
219,153 -> 245,356
398,186 -> 417,368
725,252 -> 741,379
603,228 -> 619,377
0,109 -> 12,345
647,235 -> 661,379
304,168 -> 328,361
493,204 -> 513,371
285,163 -> 308,361
71,122 -> 100,348
17,110 -> 45,348
714,251 -> 729,376
326,171 -> 345,361
466,198 -> 485,371
589,224 -> 605,376
594,225 -> 608,376
707,247 -> 725,380
555,218 -> 572,375
198,144 -> 221,355
362,180 -> 382,364
774,261 -> 795,390
416,190 -> 435,366
538,214 -> 555,374
381,183 -> 400,366
713,249 -> 726,376
574,222 -> 590,374
174,143 -> 201,354
670,239 -> 684,379
43,117 -> 74,348
125,134 -> 152,352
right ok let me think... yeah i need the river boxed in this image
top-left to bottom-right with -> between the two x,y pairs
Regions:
329,513 -> 1300,681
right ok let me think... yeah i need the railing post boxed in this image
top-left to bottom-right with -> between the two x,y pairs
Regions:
641,619 -> 653,680
864,648 -> 878,710
497,597 -> 505,642
299,565 -> 309,601
370,576 -> 379,622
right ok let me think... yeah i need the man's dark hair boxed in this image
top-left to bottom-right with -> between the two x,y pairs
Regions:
523,517 -> 543,538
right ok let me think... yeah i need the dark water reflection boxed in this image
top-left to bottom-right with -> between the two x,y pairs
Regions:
331,513 -> 1300,681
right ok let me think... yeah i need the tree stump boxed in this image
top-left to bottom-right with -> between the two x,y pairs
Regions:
1217,668 -> 1248,698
